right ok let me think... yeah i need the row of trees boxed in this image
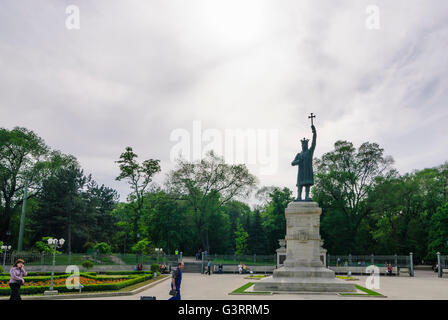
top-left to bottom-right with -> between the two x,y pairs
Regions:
1,127 -> 447,262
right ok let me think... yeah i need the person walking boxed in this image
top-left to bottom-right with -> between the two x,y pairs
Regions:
169,262 -> 184,300
9,259 -> 27,300
206,260 -> 212,275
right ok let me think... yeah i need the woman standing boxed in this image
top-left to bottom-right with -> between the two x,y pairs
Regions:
9,259 -> 27,300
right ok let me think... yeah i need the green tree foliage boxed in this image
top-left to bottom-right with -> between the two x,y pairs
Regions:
4,126 -> 448,262
314,140 -> 395,254
0,127 -> 49,237
234,218 -> 248,255
115,147 -> 161,244
34,236 -> 61,254
166,151 -> 257,252
132,238 -> 152,255
427,203 -> 448,259
94,242 -> 112,254
261,187 -> 293,254
247,210 -> 267,254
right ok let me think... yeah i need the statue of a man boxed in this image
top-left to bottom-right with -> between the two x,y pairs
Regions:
292,124 -> 316,201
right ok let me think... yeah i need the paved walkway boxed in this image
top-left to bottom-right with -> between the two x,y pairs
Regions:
68,270 -> 448,300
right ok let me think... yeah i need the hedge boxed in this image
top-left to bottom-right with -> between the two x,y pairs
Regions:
101,270 -> 153,275
0,272 -> 158,295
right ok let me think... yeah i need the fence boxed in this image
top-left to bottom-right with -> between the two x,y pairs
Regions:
327,253 -> 414,276
201,254 -> 277,266
0,251 -> 179,268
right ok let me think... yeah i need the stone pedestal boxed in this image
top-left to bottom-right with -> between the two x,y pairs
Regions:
254,202 -> 355,293
276,239 -> 286,268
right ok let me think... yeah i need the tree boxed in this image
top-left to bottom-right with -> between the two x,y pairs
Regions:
132,238 -> 152,255
0,127 -> 49,237
141,190 -> 196,254
93,242 -> 112,254
30,164 -> 86,254
234,218 -> 248,255
261,187 -> 293,253
248,210 -> 267,254
116,147 -> 161,244
35,236 -> 60,254
313,140 -> 395,253
166,151 -> 257,252
427,203 -> 448,259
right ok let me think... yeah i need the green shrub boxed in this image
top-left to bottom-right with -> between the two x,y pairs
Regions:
150,264 -> 160,273
82,260 -> 94,269
0,266 -> 3,273
93,242 -> 111,254
0,272 -> 155,295
83,241 -> 95,251
103,270 -> 152,275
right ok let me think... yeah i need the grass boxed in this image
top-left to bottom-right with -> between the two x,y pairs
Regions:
229,282 -> 272,295
118,275 -> 167,292
339,285 -> 385,297
336,276 -> 359,281
244,275 -> 269,280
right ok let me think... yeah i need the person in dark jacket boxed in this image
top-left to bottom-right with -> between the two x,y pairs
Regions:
9,259 -> 27,300
169,262 -> 184,300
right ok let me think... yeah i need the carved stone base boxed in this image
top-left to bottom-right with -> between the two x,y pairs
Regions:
253,201 -> 356,293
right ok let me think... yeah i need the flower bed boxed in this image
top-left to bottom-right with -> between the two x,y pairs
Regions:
0,272 -> 158,295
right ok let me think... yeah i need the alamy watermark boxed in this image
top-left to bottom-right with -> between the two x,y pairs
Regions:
170,120 -> 279,175
65,265 -> 81,289
65,5 -> 80,30
365,5 -> 381,30
365,265 -> 380,289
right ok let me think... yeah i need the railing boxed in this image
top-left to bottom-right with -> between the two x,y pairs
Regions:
327,254 -> 410,268
202,254 -> 277,266
0,252 -> 180,268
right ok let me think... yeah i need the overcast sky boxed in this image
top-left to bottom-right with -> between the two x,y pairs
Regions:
1,0 -> 447,203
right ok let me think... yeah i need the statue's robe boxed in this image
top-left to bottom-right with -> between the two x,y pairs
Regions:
292,130 -> 316,187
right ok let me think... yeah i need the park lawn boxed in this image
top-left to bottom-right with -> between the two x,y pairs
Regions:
339,285 -> 385,297
229,282 -> 272,295
336,276 -> 359,281
244,275 -> 269,280
118,275 -> 168,292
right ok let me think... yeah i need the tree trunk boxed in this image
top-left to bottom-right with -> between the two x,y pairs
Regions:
205,230 -> 210,253
0,203 -> 11,239
68,212 -> 72,255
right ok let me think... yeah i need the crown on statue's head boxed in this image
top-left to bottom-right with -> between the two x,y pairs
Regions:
301,138 -> 309,144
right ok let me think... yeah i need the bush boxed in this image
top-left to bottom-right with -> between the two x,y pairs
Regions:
150,264 -> 160,273
93,242 -> 111,254
82,260 -> 94,269
103,270 -> 152,275
0,266 -> 3,273
83,241 -> 96,251
132,238 -> 152,254
0,272 -> 156,295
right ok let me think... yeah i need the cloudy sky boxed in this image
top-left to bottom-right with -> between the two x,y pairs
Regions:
1,0 -> 447,202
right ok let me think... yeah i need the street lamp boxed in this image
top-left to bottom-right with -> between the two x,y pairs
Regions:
1,245 -> 12,269
44,238 -> 65,295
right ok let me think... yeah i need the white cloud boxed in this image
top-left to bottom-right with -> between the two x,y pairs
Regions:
0,0 -> 447,201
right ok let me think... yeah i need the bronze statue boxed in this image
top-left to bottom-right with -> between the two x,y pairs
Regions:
292,113 -> 316,201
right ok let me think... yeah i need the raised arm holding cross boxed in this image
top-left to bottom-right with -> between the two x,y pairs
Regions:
308,113 -> 316,126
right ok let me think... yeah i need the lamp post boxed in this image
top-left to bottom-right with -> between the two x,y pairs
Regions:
1,245 -> 12,269
44,238 -> 65,295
